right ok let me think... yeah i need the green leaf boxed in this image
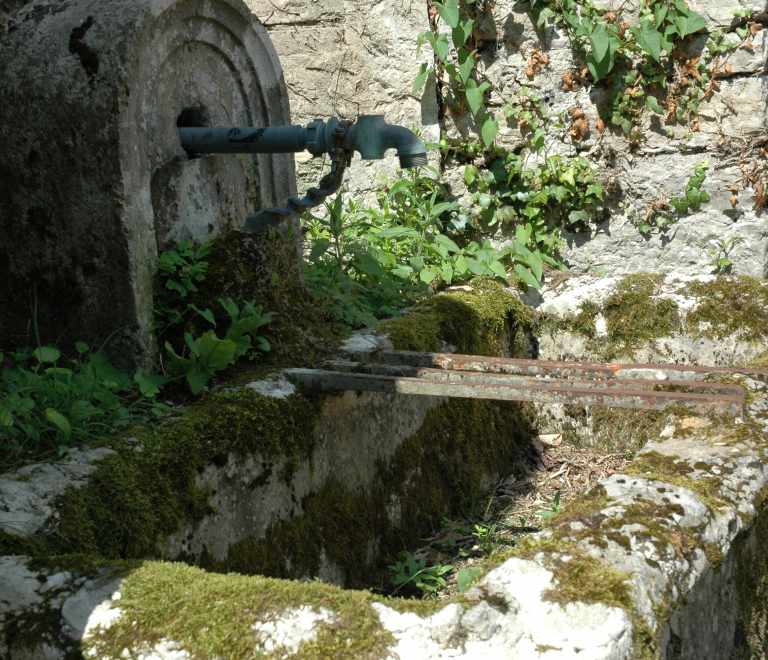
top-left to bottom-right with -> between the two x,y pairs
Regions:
682,10 -> 707,35
419,266 -> 439,284
45,408 -> 71,439
134,370 -> 166,398
75,342 -> 90,354
454,18 -> 475,48
185,364 -> 213,396
586,48 -> 613,82
669,197 -> 689,214
465,79 -> 491,115
435,0 -> 460,27
646,95 -> 665,114
632,20 -> 662,61
188,303 -> 216,327
0,404 -> 13,427
88,351 -> 133,391
457,567 -> 481,592
425,33 -> 450,62
434,235 -> 461,252
413,62 -> 433,94
457,48 -> 476,84
488,260 -> 507,279
33,347 -> 60,364
514,263 -> 541,289
355,253 -> 386,278
196,330 -> 237,372
464,164 -> 478,186
481,114 -> 499,148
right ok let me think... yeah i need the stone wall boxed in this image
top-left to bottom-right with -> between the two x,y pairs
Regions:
257,0 -> 768,278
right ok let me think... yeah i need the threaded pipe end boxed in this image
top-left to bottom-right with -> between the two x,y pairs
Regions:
399,152 -> 428,169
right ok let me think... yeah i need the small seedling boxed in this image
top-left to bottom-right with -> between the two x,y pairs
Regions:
534,490 -> 562,518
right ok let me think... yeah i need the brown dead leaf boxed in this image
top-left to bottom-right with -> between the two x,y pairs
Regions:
603,10 -> 616,21
749,22 -> 761,35
752,181 -> 767,211
731,194 -> 739,207
672,50 -> 687,60
742,42 -> 755,52
724,62 -> 733,75
568,106 -> 585,119
596,118 -> 606,133
472,27 -> 485,46
569,116 -> 590,142
683,58 -> 702,82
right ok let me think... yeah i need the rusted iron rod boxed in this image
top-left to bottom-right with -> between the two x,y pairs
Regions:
321,361 -> 747,398
340,350 -> 768,383
285,369 -> 745,417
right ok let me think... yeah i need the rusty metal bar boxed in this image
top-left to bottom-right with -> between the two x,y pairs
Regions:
340,350 -> 768,383
285,369 -> 745,417
322,361 -> 747,398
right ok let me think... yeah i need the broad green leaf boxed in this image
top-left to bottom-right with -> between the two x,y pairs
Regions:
588,24 -> 611,63
646,95 -> 664,114
33,347 -> 60,364
568,209 -> 590,225
669,197 -> 689,214
586,48 -> 613,81
45,408 -> 71,439
419,266 -> 438,284
465,79 -> 491,115
387,179 -> 413,199
188,303 -> 216,327
481,114 -> 499,148
413,62 -> 433,94
196,330 -> 237,372
435,0 -> 460,27
391,268 -> 413,280
439,262 -> 454,283
454,254 -> 468,275
185,364 -> 212,396
464,164 -> 478,186
355,253 -> 386,278
165,341 -> 197,376
682,10 -> 707,35
308,242 -> 331,261
434,235 -> 461,252
632,20 -> 661,61
457,48 -> 476,84
0,404 -> 13,427
134,370 -> 166,398
457,566 -> 481,592
75,342 -> 90,354
375,227 -> 413,239
488,260 -> 507,279
452,19 -> 474,49
686,188 -> 710,210
424,32 -> 450,61
478,193 -> 493,210
88,351 -> 132,391
514,263 -> 541,289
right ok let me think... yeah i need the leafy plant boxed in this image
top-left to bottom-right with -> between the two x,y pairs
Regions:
669,160 -> 710,215
389,551 -> 453,597
414,0 -> 499,146
710,236 -> 745,274
534,490 -> 562,518
457,566 -> 482,591
156,240 -> 211,298
165,298 -> 274,394
531,0 -> 713,134
0,342 -> 167,472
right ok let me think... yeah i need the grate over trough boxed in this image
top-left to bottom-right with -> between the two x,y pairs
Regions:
285,350 -> 768,418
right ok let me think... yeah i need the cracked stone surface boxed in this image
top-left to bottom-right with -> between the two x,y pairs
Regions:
0,447 -> 115,537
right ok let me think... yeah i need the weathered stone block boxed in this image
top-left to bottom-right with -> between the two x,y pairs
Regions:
0,0 -> 295,366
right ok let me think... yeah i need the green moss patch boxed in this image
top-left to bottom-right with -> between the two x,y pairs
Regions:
538,274 -> 768,361
685,276 -> 768,343
381,277 -> 532,356
85,561 -> 394,660
4,388 -> 322,560
201,397 -> 534,589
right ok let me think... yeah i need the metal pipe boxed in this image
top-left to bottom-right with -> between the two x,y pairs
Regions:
178,115 -> 429,168
178,125 -> 308,154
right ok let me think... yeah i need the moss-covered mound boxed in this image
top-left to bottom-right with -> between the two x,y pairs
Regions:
380,276 -> 533,356
538,274 -> 768,361
0,389 -> 323,560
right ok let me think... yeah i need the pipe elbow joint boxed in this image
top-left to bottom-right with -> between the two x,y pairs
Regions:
352,115 -> 428,169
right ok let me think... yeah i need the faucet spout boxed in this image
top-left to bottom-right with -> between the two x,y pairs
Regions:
351,115 -> 428,168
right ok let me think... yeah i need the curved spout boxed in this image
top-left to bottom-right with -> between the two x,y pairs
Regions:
351,115 -> 428,168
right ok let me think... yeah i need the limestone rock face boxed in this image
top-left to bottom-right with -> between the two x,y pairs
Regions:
263,0 -> 768,279
0,0 -> 294,366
